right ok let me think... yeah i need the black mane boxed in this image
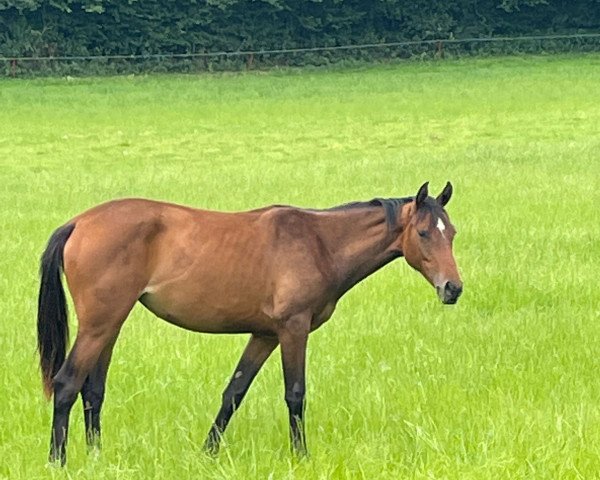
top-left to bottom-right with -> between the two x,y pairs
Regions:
324,197 -> 413,230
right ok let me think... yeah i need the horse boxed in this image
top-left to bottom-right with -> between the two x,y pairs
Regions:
37,181 -> 462,465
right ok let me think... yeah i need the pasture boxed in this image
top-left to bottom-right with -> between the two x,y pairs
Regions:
1,54 -> 599,479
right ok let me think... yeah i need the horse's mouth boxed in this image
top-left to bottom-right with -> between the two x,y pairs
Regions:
441,295 -> 459,305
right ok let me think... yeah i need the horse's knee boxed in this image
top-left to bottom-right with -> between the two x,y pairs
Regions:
222,387 -> 244,409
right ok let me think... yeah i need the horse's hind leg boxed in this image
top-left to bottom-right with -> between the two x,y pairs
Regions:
81,337 -> 118,451
50,331 -> 115,464
49,300 -> 134,465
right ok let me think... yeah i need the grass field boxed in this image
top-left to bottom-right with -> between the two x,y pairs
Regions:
1,54 -> 599,479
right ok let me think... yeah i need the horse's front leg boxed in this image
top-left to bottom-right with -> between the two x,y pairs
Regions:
204,334 -> 278,454
278,313 -> 310,457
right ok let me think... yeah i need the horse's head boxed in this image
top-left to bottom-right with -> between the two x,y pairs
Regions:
400,182 -> 463,304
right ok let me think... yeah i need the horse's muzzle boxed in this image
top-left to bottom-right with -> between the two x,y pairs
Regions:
437,281 -> 463,305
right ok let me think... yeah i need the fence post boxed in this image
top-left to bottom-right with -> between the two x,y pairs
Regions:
436,41 -> 444,59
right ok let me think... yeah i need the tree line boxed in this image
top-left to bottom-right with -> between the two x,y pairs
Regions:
1,0 -> 598,74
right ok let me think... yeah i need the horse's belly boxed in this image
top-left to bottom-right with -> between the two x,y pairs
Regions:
138,289 -> 276,335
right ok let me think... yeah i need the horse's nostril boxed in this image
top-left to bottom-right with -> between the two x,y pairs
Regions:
444,282 -> 463,297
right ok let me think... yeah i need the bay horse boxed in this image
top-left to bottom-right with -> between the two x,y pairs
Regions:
37,181 -> 462,465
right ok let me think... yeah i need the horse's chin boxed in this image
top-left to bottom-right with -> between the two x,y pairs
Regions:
441,296 -> 459,305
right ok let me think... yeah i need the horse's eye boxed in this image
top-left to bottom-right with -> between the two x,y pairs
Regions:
418,230 -> 429,239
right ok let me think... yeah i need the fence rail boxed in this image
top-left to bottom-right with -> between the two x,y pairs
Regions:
1,33 -> 599,63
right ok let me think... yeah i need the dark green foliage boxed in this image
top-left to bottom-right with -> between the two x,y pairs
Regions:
1,0 -> 599,74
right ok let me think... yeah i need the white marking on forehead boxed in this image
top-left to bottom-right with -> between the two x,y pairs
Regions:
437,218 -> 446,237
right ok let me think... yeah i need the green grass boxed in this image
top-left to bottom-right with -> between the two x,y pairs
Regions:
1,54 -> 600,479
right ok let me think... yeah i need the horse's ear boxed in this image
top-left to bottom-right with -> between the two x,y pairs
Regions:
415,182 -> 429,209
436,181 -> 453,207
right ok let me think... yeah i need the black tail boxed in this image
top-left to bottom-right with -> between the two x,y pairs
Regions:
37,223 -> 75,399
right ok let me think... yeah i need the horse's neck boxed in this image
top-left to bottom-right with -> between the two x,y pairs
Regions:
317,207 -> 403,296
